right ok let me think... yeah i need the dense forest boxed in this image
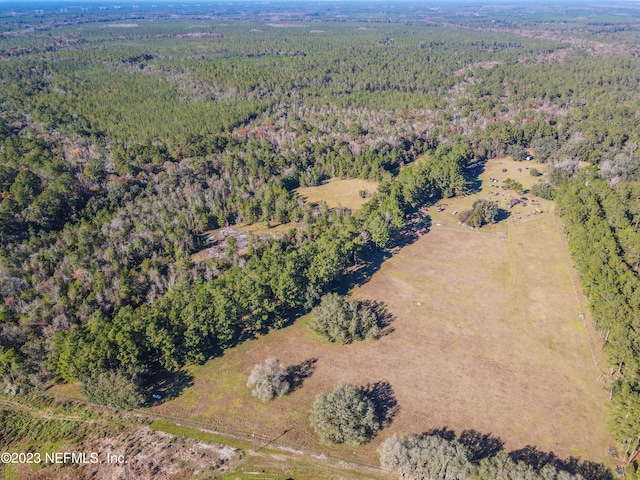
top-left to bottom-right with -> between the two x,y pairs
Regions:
1,1 -> 640,476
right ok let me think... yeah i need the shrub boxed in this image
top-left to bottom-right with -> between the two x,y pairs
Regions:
530,168 -> 542,177
246,357 -> 290,402
309,293 -> 380,344
379,433 -> 472,480
531,181 -> 554,200
80,369 -> 145,410
503,178 -> 524,194
310,383 -> 380,445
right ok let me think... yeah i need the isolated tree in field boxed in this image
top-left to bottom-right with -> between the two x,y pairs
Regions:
246,357 -> 290,402
310,383 -> 380,445
459,199 -> 498,228
473,199 -> 499,224
309,293 -> 380,344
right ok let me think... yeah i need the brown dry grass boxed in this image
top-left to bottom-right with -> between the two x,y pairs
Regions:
154,158 -> 609,467
295,178 -> 378,211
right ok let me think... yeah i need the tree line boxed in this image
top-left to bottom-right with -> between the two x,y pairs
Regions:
555,169 -> 640,464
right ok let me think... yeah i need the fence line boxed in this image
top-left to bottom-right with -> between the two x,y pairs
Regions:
142,411 -> 388,475
35,390 -> 391,477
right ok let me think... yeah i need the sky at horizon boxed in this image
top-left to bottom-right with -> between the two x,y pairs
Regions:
3,0 -> 639,18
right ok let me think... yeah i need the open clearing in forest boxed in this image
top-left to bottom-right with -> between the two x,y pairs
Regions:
295,177 -> 379,211
191,221 -> 299,263
153,158 -> 610,467
428,155 -> 548,228
191,178 -> 377,263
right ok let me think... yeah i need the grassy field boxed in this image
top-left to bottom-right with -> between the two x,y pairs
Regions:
295,178 -> 379,211
150,157 -> 611,470
429,156 -> 548,228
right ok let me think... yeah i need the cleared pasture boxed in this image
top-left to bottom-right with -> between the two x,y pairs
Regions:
153,158 -> 610,467
295,178 -> 379,211
429,156 -> 549,228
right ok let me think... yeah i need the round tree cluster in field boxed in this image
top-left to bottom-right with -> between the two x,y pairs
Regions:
246,357 -> 290,402
310,383 -> 380,446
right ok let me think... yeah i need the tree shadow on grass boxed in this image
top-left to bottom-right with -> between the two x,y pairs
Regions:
574,460 -> 616,480
458,429 -> 504,462
337,158 -> 488,295
336,217 -> 428,297
423,426 -> 457,442
286,358 -> 317,392
336,210 -> 434,296
396,212 -> 430,248
509,445 -> 558,471
363,381 -> 399,429
337,248 -> 393,296
360,299 -> 395,337
509,445 -> 615,480
495,207 -> 511,222
419,429 -> 614,480
144,368 -> 194,404
466,159 -> 486,194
